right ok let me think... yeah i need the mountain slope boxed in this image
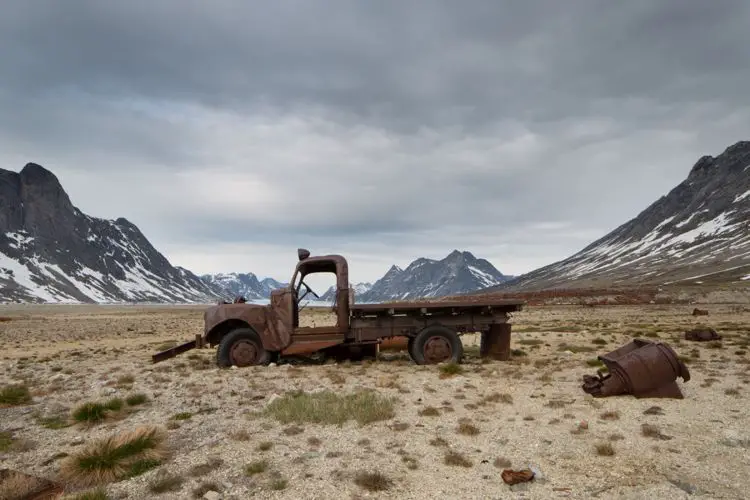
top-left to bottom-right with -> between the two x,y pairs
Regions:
489,140 -> 750,292
201,272 -> 288,301
0,163 -> 226,303
358,250 -> 511,302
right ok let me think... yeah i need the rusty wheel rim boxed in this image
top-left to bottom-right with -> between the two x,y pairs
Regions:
230,339 -> 259,366
423,336 -> 452,364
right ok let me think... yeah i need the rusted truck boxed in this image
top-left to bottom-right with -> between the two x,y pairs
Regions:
152,249 -> 525,367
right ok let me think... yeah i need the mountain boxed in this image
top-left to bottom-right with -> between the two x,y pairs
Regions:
486,140 -> 750,292
357,250 -> 512,302
201,272 -> 288,301
0,163 -> 226,304
320,282 -> 373,302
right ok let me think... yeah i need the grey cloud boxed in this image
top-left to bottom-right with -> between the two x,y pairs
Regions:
1,1 -> 750,280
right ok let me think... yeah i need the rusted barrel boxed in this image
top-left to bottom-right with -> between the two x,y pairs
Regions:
582,339 -> 690,399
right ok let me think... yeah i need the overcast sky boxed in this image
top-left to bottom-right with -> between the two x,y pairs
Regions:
2,0 -> 749,284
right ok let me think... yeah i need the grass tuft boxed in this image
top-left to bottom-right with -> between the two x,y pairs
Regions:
0,384 -> 32,406
71,398 -> 125,425
125,393 -> 149,406
354,471 -> 392,492
444,450 -> 473,467
244,460 -> 269,476
59,425 -> 168,487
595,442 -> 615,456
148,471 -> 184,494
439,363 -> 464,377
62,488 -> 109,500
263,389 -> 395,426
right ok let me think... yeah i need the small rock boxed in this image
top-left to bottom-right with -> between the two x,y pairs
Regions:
203,491 -> 221,500
70,436 -> 84,446
268,363 -> 277,368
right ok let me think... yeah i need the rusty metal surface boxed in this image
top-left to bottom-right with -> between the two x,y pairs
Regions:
350,299 -> 524,313
684,327 -> 722,341
480,323 -> 511,360
423,336 -> 452,363
379,336 -> 409,351
203,302 -> 289,351
229,338 -> 261,366
501,468 -> 535,485
581,339 -> 690,399
152,339 -> 197,363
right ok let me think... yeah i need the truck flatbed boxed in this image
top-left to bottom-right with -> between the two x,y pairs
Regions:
350,298 -> 524,315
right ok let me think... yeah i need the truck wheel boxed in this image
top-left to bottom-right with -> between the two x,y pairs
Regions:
410,325 -> 463,365
216,328 -> 271,368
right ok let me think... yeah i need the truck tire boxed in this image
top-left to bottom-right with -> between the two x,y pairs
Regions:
410,325 -> 463,365
216,328 -> 272,368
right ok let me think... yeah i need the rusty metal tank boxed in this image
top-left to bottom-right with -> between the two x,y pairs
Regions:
582,338 -> 690,399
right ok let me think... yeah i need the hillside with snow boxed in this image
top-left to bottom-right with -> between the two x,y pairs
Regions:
487,140 -> 750,292
0,163 -> 226,303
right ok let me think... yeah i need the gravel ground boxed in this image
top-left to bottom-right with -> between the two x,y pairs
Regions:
0,303 -> 748,499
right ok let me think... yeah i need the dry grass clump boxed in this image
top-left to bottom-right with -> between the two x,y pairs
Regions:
190,457 -> 223,477
641,423 -> 672,440
595,442 -> 615,456
245,460 -> 269,476
257,441 -> 273,451
479,392 -> 513,405
59,425 -> 169,487
148,470 -> 184,494
61,488 -> 109,500
439,363 -> 464,377
418,406 -> 440,416
263,389 -> 395,426
354,471 -> 393,492
0,384 -> 32,406
493,457 -> 512,468
600,410 -> 620,421
456,420 -> 480,436
444,450 -> 473,467
71,398 -> 125,425
125,393 -> 149,406
0,469 -> 57,500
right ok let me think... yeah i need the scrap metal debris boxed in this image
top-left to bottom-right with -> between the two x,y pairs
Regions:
501,468 -> 535,485
684,327 -> 722,341
581,339 -> 690,399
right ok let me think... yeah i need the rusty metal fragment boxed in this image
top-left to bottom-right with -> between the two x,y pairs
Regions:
480,323 -> 511,360
501,468 -> 535,485
684,327 -> 722,341
581,339 -> 690,399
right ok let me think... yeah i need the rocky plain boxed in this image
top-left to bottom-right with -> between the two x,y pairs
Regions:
1,300 -> 749,499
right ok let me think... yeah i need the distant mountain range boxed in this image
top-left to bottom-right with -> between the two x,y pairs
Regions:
2,140 -> 748,304
200,272 -> 287,301
484,140 -> 750,292
200,250 -> 511,304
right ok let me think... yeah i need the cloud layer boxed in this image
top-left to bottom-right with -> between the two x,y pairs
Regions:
2,1 -> 749,282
